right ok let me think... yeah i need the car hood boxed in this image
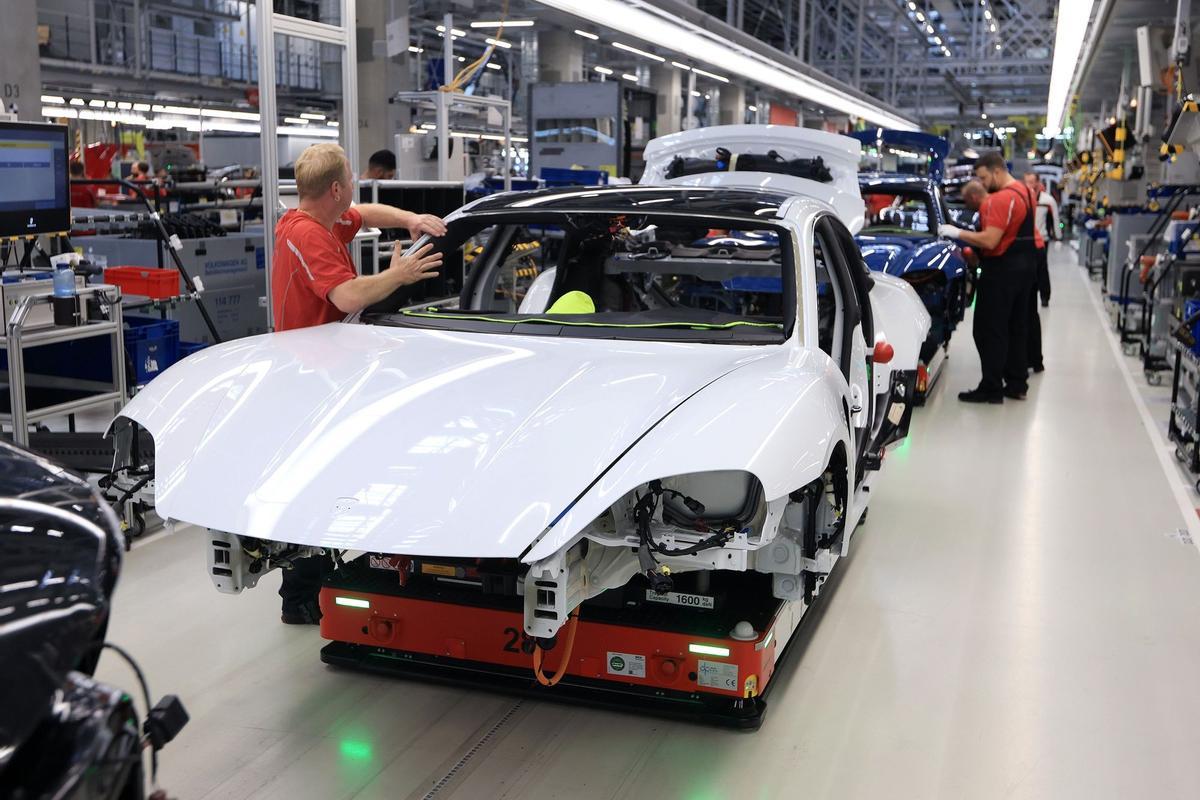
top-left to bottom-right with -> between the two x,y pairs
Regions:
116,323 -> 771,558
856,234 -> 954,278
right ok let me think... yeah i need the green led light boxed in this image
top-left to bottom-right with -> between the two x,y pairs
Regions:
334,596 -> 370,609
339,738 -> 373,762
689,643 -> 731,658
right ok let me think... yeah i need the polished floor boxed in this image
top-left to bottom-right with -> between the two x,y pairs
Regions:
96,244 -> 1200,799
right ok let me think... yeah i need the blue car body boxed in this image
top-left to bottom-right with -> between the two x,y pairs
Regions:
853,170 -> 969,399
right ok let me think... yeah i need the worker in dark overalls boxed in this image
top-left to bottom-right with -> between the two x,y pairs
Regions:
938,151 -> 1043,403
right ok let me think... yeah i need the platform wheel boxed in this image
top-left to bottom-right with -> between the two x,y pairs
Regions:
1123,342 -> 1139,357
1178,446 -> 1189,464
1147,371 -> 1165,387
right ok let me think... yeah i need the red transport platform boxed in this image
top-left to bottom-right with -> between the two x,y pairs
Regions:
318,562 -> 812,729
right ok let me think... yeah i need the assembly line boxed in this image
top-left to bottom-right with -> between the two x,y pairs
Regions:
7,1 -> 1200,798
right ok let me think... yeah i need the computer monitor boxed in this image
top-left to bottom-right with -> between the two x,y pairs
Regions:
0,121 -> 70,237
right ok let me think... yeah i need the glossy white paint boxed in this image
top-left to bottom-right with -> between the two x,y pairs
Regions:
869,271 -> 932,396
116,324 -> 776,557
115,186 -> 927,571
642,124 -> 867,234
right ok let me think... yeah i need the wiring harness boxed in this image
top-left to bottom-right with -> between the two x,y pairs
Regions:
632,480 -> 736,593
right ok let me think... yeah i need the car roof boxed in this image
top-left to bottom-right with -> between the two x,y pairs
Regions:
466,185 -> 792,220
858,172 -> 935,191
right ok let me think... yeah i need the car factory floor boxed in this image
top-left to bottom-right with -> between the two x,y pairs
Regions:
97,244 -> 1200,800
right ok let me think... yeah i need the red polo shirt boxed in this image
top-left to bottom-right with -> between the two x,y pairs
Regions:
271,207 -> 363,331
979,183 -> 1044,258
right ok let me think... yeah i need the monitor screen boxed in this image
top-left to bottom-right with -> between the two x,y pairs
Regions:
0,122 -> 70,237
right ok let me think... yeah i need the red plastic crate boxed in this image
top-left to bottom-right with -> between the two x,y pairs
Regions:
104,266 -> 181,300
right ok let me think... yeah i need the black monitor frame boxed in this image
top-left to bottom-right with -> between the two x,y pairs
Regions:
0,121 -> 70,238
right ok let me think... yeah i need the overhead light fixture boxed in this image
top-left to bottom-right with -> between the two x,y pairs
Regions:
470,20 -> 534,27
748,104 -> 758,111
42,106 -> 77,119
915,11 -> 925,21
40,95 -> 64,104
117,101 -> 132,110
989,23 -> 996,32
133,102 -> 150,112
925,24 -> 934,34
691,90 -> 701,97
69,98 -> 85,106
536,0 -> 918,129
485,37 -> 512,48
202,108 -> 260,121
622,72 -> 639,81
907,1 -> 916,8
283,116 -> 308,124
692,66 -> 730,83
984,8 -> 992,18
105,100 -> 117,109
300,112 -> 326,120
995,42 -> 1002,50
89,99 -> 105,108
981,112 -> 988,119
408,45 -> 424,53
486,62 -> 502,70
457,56 -> 466,62
671,61 -> 691,70
594,65 -> 614,74
574,29 -> 599,40
933,36 -> 942,44
435,25 -> 468,36
612,41 -> 665,62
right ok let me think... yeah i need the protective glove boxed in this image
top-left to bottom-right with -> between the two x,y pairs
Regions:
938,223 -> 965,239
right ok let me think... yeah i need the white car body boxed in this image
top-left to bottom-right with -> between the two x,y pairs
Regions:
112,126 -> 929,640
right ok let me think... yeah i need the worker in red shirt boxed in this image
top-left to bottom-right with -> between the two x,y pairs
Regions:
68,160 -> 98,208
938,151 -> 1042,403
272,142 -> 446,624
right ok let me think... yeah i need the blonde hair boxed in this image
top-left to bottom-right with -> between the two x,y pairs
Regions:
294,143 -> 350,199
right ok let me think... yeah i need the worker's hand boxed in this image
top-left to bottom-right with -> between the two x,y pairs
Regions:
406,213 -> 448,241
938,223 -> 964,240
389,242 -> 443,286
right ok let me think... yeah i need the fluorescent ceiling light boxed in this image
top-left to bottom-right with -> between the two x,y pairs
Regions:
485,37 -> 512,48
995,42 -> 1002,50
436,25 -> 467,36
984,8 -> 992,18
40,95 -> 64,104
622,73 -> 639,81
691,90 -> 701,97
89,99 -> 105,108
594,65 -> 614,74
153,104 -> 200,115
671,61 -> 691,70
300,112 -> 326,120
69,98 -> 85,106
105,101 -> 116,108
283,117 -> 308,125
989,23 -> 996,32
327,121 -> 339,127
43,106 -> 77,118
612,41 -> 665,62
574,29 -> 599,40
471,20 -> 534,27
486,62 -> 502,70
748,104 -> 758,111
133,102 -> 150,112
202,108 -> 260,121
692,66 -> 730,83
458,56 -> 466,62
409,45 -> 424,53
537,0 -> 917,129
117,101 -> 132,110
278,125 -> 338,138
933,36 -> 942,44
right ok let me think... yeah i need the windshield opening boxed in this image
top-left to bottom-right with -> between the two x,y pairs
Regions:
361,210 -> 795,344
861,190 -> 936,237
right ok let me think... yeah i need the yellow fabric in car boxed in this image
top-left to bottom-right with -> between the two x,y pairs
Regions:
546,291 -> 596,315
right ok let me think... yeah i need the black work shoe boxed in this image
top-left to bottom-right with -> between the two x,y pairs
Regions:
281,601 -> 322,625
1031,363 -> 1045,374
1003,387 -> 1028,400
1041,301 -> 1049,307
958,388 -> 1003,404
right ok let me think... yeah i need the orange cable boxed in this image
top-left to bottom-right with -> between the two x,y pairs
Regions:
532,610 -> 580,687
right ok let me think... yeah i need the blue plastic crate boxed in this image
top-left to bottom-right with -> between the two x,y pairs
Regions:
1187,299 -> 1200,358
124,315 -> 179,384
539,167 -> 609,187
179,341 -> 208,359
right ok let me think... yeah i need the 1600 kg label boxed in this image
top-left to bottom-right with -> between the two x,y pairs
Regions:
645,590 -> 715,610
